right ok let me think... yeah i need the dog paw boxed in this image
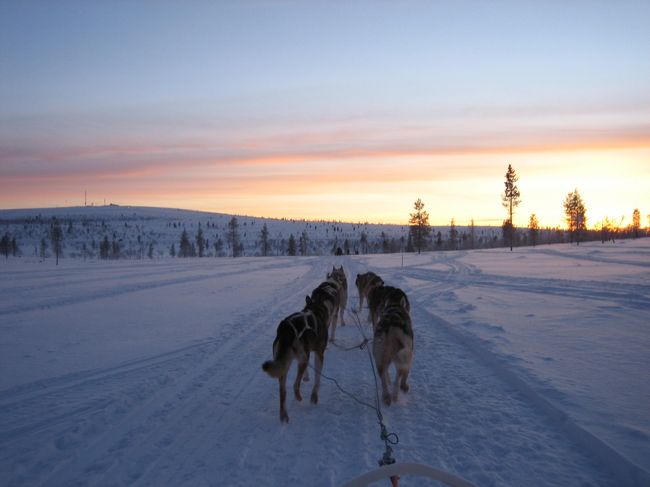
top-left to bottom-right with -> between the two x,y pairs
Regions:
310,392 -> 319,404
400,383 -> 410,393
280,411 -> 289,423
294,391 -> 303,402
383,394 -> 392,406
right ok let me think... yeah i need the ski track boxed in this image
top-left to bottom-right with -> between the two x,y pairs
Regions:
0,255 -> 643,486
0,259 -> 294,317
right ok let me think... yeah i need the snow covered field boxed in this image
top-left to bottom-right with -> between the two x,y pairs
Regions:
1,239 -> 649,486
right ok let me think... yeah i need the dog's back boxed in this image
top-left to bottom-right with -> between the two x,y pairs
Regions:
373,302 -> 414,406
355,272 -> 384,311
368,285 -> 409,328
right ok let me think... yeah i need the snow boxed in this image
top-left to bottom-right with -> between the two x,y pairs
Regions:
1,228 -> 649,486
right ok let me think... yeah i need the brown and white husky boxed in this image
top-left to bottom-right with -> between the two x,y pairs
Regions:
367,285 -> 410,330
373,293 -> 413,406
355,271 -> 384,312
262,295 -> 331,423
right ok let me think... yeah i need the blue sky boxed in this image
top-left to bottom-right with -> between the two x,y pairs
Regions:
1,1 -> 649,226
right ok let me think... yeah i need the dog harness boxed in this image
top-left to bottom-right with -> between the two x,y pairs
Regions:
288,310 -> 317,340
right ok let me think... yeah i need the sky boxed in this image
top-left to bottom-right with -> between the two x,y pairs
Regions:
1,1 -> 649,228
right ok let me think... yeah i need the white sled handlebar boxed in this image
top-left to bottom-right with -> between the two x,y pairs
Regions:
340,462 -> 477,487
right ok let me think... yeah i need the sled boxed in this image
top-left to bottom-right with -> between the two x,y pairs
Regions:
340,462 -> 477,487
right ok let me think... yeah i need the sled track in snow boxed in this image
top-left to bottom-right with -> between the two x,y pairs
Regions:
0,258 -> 330,486
383,253 -> 650,487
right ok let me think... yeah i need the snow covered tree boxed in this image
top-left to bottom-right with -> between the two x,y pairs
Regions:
196,223 -> 205,257
259,223 -> 270,256
299,230 -> 309,256
170,243 -> 176,257
528,214 -> 540,247
563,189 -> 587,245
448,218 -> 458,250
179,229 -> 192,257
39,237 -> 48,259
287,234 -> 297,256
0,233 -> 10,259
409,198 -> 431,254
100,236 -> 110,259
147,243 -> 154,259
50,218 -> 63,265
359,231 -> 369,254
227,217 -> 241,257
502,164 -> 521,251
469,219 -> 476,249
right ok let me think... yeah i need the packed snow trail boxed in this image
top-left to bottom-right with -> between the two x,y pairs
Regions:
0,249 -> 645,486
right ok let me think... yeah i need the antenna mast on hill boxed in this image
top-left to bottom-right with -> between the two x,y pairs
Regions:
84,190 -> 87,207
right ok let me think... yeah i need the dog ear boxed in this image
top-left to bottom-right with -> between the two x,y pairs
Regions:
305,295 -> 312,305
400,296 -> 407,309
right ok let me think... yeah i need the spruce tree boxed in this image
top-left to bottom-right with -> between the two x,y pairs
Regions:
50,218 -> 63,265
563,189 -> 587,245
528,214 -> 540,247
259,223 -> 270,256
227,217 -> 241,257
196,224 -> 205,257
179,229 -> 192,257
408,198 -> 431,254
287,234 -> 297,256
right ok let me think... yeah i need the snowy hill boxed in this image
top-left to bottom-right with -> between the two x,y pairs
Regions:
0,205 -> 506,259
1,238 -> 649,486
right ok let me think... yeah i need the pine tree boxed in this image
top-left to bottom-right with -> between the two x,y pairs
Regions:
408,198 -> 431,254
259,223 -> 270,256
528,214 -> 540,247
449,218 -> 458,250
469,219 -> 476,249
100,236 -> 110,259
359,231 -> 368,254
227,217 -> 241,257
50,218 -> 63,265
147,243 -> 154,259
179,229 -> 192,257
170,243 -> 176,257
299,230 -> 309,256
196,223 -> 205,257
40,238 -> 48,259
632,208 -> 641,238
563,189 -> 587,245
502,164 -> 521,251
287,234 -> 297,256
0,233 -> 10,259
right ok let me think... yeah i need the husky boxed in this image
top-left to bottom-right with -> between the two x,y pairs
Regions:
318,265 -> 347,341
355,271 -> 384,312
262,295 -> 330,423
367,285 -> 411,330
373,296 -> 414,406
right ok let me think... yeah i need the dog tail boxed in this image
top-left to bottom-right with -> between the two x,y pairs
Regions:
262,322 -> 294,378
262,359 -> 285,378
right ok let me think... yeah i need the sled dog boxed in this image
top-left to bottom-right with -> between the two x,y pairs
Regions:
262,295 -> 330,423
373,295 -> 413,406
355,272 -> 384,311
329,266 -> 348,328
315,266 -> 347,341
367,285 -> 411,329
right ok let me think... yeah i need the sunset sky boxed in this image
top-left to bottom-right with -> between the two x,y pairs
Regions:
1,1 -> 649,228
